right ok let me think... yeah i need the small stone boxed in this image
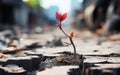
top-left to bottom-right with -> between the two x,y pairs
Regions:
39,58 -> 57,70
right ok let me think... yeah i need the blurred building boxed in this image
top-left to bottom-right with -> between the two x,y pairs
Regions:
0,0 -> 48,32
44,6 -> 59,25
71,0 -> 120,35
71,0 -> 82,15
0,0 -> 23,29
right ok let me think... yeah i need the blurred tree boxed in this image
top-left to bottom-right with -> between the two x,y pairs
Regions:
24,0 -> 43,9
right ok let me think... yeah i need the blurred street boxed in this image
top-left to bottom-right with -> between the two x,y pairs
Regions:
0,0 -> 120,75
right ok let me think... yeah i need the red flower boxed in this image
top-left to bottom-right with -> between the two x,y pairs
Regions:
70,32 -> 74,38
56,12 -> 67,22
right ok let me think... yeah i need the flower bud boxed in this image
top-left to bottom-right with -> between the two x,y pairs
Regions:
70,32 -> 74,38
57,22 -> 61,29
56,12 -> 67,22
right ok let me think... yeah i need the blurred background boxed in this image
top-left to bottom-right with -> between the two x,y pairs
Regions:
0,0 -> 119,37
0,0 -> 120,74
